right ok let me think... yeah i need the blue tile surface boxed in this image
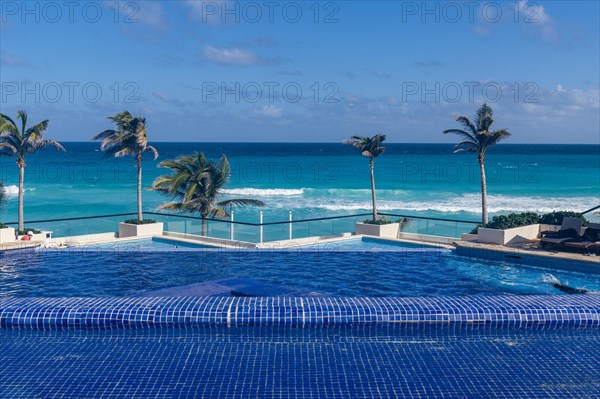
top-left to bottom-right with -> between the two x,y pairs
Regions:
1,323 -> 599,398
1,295 -> 599,329
1,296 -> 599,398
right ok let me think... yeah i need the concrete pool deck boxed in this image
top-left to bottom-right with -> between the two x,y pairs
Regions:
455,240 -> 600,273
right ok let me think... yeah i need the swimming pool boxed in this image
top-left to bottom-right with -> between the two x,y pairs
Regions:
299,236 -> 441,250
1,239 -> 597,297
69,236 -> 215,250
1,239 -> 599,398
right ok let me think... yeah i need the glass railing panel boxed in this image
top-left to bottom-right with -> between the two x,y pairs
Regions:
10,214 -> 137,238
2,212 -> 481,244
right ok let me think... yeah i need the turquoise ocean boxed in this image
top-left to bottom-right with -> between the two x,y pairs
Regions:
0,143 -> 598,239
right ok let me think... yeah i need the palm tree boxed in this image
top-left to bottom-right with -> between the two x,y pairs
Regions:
443,103 -> 510,225
0,182 -> 6,211
150,152 -> 265,236
344,134 -> 386,222
92,111 -> 158,222
0,111 -> 65,231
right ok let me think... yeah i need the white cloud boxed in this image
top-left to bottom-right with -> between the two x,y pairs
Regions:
473,1 -> 558,42
203,46 -> 279,65
252,105 -> 283,118
516,0 -> 557,41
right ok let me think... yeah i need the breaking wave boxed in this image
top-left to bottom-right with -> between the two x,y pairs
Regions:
221,188 -> 304,196
229,189 -> 598,214
3,185 -> 35,197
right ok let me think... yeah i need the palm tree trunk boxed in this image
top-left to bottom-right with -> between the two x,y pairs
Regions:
201,215 -> 207,236
18,162 -> 25,231
370,157 -> 377,222
137,154 -> 143,221
478,152 -> 488,225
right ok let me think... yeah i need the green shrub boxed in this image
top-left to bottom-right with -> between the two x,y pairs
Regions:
0,222 -> 6,229
470,224 -> 483,234
362,217 -> 394,225
539,211 -> 588,226
17,227 -> 42,235
483,212 -> 541,230
123,218 -> 157,225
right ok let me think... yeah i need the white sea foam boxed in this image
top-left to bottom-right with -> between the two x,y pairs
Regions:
542,274 -> 560,285
3,185 -> 19,195
258,191 -> 599,214
221,188 -> 304,196
2,185 -> 34,197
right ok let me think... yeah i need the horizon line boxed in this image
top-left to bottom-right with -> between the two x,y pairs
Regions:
55,141 -> 600,145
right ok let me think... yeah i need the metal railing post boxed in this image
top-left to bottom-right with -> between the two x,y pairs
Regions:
259,211 -> 263,243
230,211 -> 234,241
289,211 -> 293,240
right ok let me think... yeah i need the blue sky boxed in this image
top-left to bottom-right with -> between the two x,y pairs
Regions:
1,0 -> 599,143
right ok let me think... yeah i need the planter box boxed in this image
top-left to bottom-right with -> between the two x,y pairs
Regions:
16,230 -> 52,242
356,222 -> 400,238
477,224 -> 542,245
0,227 -> 16,243
460,233 -> 478,242
119,222 -> 164,238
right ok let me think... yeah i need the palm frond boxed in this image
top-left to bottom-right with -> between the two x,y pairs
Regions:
0,112 -> 63,159
25,119 -> 49,137
455,116 -> 478,136
0,113 -> 18,130
208,207 -> 229,218
92,129 -> 117,141
343,134 -> 386,158
93,111 -> 157,161
445,105 -> 510,154
0,142 -> 17,155
145,145 -> 159,160
28,139 -> 65,153
152,152 -> 262,217
217,198 -> 266,208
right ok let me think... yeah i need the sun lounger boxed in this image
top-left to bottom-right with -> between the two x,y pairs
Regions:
540,217 -> 584,249
563,223 -> 600,253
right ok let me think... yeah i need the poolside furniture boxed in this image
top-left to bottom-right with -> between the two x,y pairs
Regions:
563,223 -> 600,253
539,217 -> 583,249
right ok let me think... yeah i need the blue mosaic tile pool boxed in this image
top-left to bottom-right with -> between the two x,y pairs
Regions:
2,244 -> 598,296
0,296 -> 599,398
1,244 -> 598,397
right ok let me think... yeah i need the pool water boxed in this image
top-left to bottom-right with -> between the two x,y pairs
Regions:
0,240 -> 597,297
300,237 -> 437,250
75,237 -> 214,250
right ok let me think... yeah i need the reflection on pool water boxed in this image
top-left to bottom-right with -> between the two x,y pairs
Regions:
0,236 -> 597,297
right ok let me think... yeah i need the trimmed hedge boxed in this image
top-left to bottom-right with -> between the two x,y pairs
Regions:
123,218 -> 158,225
471,210 -> 588,233
361,217 -> 394,225
17,227 -> 42,235
485,212 -> 541,230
